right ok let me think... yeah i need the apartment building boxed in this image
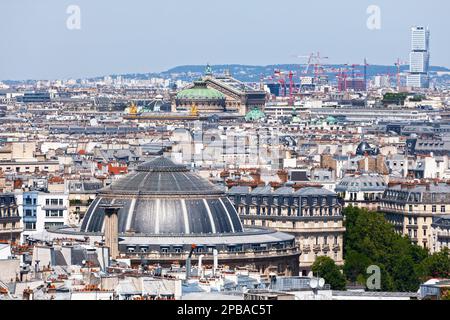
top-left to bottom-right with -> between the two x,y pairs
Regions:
16,190 -> 69,241
227,185 -> 345,275
380,183 -> 450,250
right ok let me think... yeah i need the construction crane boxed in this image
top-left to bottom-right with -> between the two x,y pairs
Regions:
336,65 -> 351,92
288,70 -> 297,104
349,64 -> 360,91
293,52 -> 329,82
345,63 -> 368,92
274,69 -> 287,97
336,69 -> 347,92
291,54 -> 313,75
363,58 -> 369,92
312,52 -> 329,84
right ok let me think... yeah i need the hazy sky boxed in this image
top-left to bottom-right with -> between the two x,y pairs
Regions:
0,0 -> 448,80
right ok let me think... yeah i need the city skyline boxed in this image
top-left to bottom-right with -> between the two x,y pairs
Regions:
1,0 -> 449,80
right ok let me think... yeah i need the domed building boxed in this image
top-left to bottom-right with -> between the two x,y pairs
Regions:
171,64 -> 267,115
174,80 -> 226,113
245,107 -> 265,122
45,157 -> 300,274
356,141 -> 379,156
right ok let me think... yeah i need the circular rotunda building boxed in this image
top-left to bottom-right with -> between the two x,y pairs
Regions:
47,157 -> 300,275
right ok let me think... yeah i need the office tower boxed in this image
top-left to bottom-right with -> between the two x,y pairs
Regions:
407,26 -> 430,89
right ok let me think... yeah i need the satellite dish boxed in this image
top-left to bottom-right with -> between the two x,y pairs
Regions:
309,278 -> 318,289
318,278 -> 325,288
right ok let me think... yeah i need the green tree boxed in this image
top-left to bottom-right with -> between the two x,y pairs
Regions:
390,255 -> 420,292
420,248 -> 450,279
311,256 -> 346,290
343,206 -> 428,292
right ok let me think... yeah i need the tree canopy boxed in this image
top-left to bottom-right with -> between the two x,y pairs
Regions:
342,206 -> 450,292
311,256 -> 346,290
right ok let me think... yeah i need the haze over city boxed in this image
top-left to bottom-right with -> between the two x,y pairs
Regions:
2,0 -> 450,307
1,0 -> 449,80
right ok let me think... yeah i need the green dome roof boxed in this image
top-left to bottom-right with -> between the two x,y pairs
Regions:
291,115 -> 301,123
326,116 -> 336,124
245,107 -> 265,122
176,80 -> 225,100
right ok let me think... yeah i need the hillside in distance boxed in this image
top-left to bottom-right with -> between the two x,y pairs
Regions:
112,64 -> 450,83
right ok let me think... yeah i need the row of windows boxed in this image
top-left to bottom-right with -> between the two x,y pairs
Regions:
408,229 -> 427,238
125,243 -> 292,254
24,197 -> 37,205
1,222 -> 17,229
45,199 -> 64,206
25,222 -> 36,230
44,222 -> 64,229
2,166 -> 49,172
0,208 -> 19,218
0,196 -> 16,205
45,210 -> 64,217
240,206 -> 340,217
408,204 -> 445,213
231,195 -> 337,207
25,209 -> 36,217
305,236 -> 339,245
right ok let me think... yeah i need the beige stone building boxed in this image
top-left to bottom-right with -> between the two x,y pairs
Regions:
380,183 -> 450,250
67,181 -> 103,225
0,142 -> 60,174
227,185 -> 345,275
335,174 -> 387,211
172,66 -> 266,116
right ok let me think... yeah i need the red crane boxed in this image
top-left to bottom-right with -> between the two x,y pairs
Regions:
274,69 -> 287,97
336,65 -> 351,92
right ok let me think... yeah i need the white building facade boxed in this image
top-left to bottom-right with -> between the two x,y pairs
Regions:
407,26 -> 430,89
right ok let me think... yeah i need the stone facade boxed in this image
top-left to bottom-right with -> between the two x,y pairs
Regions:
380,183 -> 450,250
227,185 -> 345,275
0,193 -> 21,242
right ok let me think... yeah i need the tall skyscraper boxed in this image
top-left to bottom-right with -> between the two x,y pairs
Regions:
407,26 -> 430,89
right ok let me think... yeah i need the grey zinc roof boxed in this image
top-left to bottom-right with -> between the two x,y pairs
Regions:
102,157 -> 223,196
295,187 -> 336,196
273,187 -> 294,195
228,186 -> 251,194
335,174 -> 386,192
251,185 -> 273,195
80,157 -> 245,236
